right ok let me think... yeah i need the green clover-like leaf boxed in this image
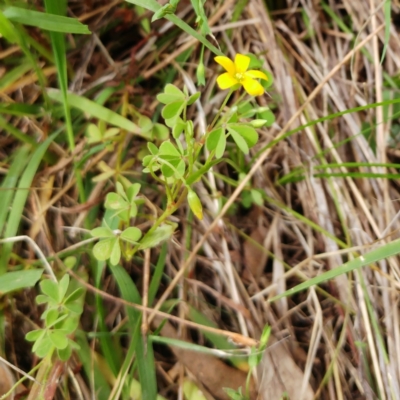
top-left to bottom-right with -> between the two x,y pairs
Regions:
228,124 -> 258,147
152,123 -> 169,140
109,239 -> 121,266
162,100 -> 185,120
120,227 -> 142,244
206,127 -> 226,159
26,329 -> 45,343
93,238 -> 115,261
40,280 -> 59,303
58,274 -> 70,302
139,224 -> 177,250
33,333 -> 53,358
228,128 -> 249,154
49,330 -> 68,350
45,309 -> 60,328
91,226 -> 114,238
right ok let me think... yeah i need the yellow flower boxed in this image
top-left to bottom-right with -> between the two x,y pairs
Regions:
215,54 -> 268,96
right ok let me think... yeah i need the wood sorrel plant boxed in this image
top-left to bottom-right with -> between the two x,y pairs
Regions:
91,53 -> 274,266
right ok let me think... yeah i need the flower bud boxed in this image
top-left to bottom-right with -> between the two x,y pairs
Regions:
250,119 -> 268,128
196,62 -> 205,86
187,189 -> 203,220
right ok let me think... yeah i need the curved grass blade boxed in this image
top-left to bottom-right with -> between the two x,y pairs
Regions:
3,6 -> 90,34
124,0 -> 223,56
0,131 -> 59,274
112,265 -> 157,400
269,238 -> 400,302
0,145 -> 31,236
48,89 -> 142,135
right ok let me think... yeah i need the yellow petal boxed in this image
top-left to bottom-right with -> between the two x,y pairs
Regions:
234,54 -> 250,73
214,56 -> 235,75
217,72 -> 238,89
242,77 -> 264,96
245,70 -> 268,81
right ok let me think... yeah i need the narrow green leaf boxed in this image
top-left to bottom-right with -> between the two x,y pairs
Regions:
25,329 -> 45,342
111,265 -> 157,400
187,91 -> 201,105
0,145 -> 31,236
139,224 -> 177,250
58,274 -> 70,301
0,269 -> 43,295
48,89 -> 142,135
206,127 -> 226,159
0,10 -> 17,42
228,128 -> 249,154
3,7 -> 90,34
110,239 -> 121,266
270,238 -> 400,302
0,132 -> 59,273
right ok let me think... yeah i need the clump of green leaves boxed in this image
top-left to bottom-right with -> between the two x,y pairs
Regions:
224,325 -> 271,400
25,275 -> 84,361
90,53 -> 274,267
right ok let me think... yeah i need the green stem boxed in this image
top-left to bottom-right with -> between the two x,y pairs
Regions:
209,89 -> 234,131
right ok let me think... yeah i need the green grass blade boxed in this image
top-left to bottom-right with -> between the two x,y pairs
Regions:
148,243 -> 168,305
0,145 -> 31,236
0,269 -> 43,294
3,6 -> 90,34
253,96 -> 400,161
0,11 -> 49,100
0,103 -> 43,117
0,131 -> 59,274
94,211 -> 122,377
269,238 -> 400,302
48,89 -> 142,135
0,60 -> 31,90
74,330 -> 111,400
124,0 -> 223,56
112,265 -> 157,400
43,0 -> 75,152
